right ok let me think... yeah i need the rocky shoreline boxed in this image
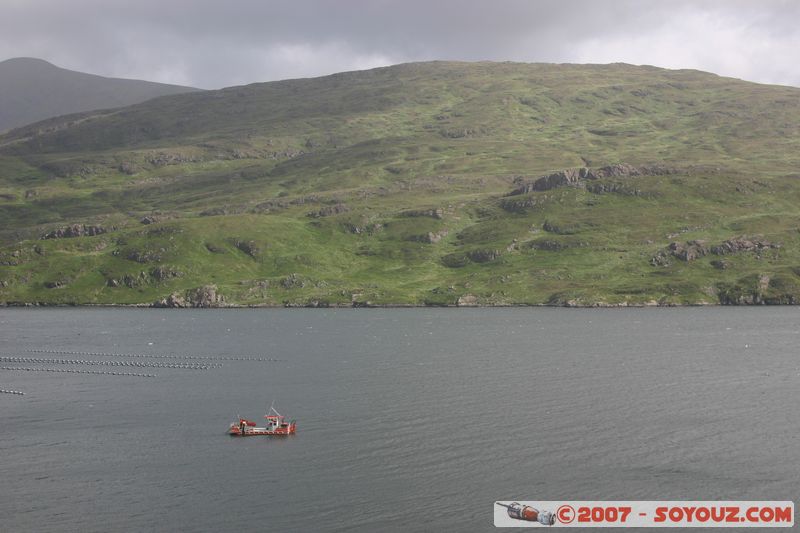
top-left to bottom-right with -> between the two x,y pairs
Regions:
2,281 -> 797,309
0,300 -> 789,309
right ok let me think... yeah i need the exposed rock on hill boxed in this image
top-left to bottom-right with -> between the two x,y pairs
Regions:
233,239 -> 261,259
152,284 -> 225,308
307,204 -> 350,218
457,294 -> 479,306
125,248 -> 164,263
187,285 -> 225,307
529,239 -> 570,251
106,272 -> 148,288
509,164 -> 678,195
669,240 -> 709,262
152,292 -> 187,308
409,230 -> 449,243
466,249 -> 501,263
718,274 -> 800,305
342,222 -> 383,235
511,167 -> 591,194
651,235 -> 780,266
280,273 -> 306,289
711,236 -> 779,255
150,266 -> 183,281
42,224 -> 110,239
499,194 -> 553,213
400,208 -> 444,219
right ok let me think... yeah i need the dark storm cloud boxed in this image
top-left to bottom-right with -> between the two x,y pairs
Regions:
1,0 -> 799,88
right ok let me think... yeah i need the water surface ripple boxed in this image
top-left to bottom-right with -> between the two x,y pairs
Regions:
1,307 -> 798,532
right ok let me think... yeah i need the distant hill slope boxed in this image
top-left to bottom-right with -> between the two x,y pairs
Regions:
2,61 -> 800,307
0,57 -> 200,132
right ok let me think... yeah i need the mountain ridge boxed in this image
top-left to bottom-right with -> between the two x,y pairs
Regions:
0,57 -> 201,132
1,60 -> 800,306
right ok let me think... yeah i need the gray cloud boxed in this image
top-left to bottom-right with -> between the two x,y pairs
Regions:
1,0 -> 799,88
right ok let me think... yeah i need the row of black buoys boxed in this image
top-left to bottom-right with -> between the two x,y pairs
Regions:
0,389 -> 25,395
0,367 -> 155,377
0,356 -> 214,370
25,349 -> 281,362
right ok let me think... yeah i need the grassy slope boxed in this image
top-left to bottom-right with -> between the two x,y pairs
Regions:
1,61 -> 800,306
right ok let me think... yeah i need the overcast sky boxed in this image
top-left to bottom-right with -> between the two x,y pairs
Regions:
1,0 -> 799,89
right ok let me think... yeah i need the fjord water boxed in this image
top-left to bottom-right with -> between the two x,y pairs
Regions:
1,308 -> 798,532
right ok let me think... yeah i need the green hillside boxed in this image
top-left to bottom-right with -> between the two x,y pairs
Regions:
2,61 -> 800,306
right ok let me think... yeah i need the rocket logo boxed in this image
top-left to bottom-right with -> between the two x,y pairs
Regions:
496,502 -> 556,526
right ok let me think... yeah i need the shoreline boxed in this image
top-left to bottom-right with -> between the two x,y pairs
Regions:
0,301 -> 789,309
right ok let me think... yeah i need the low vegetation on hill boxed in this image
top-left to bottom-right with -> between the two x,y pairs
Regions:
2,61 -> 800,306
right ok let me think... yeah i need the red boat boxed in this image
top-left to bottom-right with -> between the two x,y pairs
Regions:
228,405 -> 296,436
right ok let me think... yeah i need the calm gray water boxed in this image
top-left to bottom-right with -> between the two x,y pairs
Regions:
0,307 -> 798,532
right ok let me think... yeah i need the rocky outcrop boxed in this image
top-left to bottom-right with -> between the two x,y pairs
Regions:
307,203 -> 349,218
42,224 -> 111,239
650,240 -> 708,265
442,247 -> 508,267
106,272 -> 148,288
233,239 -> 261,259
717,274 -> 800,305
711,236 -> 779,255
107,267 -> 181,288
439,127 -> 482,139
280,273 -> 306,289
152,284 -> 225,308
150,266 -> 183,281
499,195 -> 548,213
466,249 -> 501,263
542,220 -> 582,235
441,252 -> 470,268
186,285 -> 225,307
508,163 -> 677,195
126,249 -> 163,263
594,163 -> 677,179
585,182 -> 648,197
511,167 -> 590,194
710,259 -> 729,270
205,243 -> 225,254
669,240 -> 709,262
528,239 -> 569,251
147,152 -> 200,167
400,208 -> 444,220
342,222 -> 383,235
118,161 -> 139,175
649,249 -> 671,267
456,294 -> 479,306
409,230 -> 449,244
200,207 -> 243,217
152,292 -> 187,308
0,249 -> 26,266
652,236 -> 779,266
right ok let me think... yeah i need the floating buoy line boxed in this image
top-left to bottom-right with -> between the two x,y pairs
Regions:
0,356 -> 214,370
0,367 -> 155,377
25,349 -> 281,362
0,348 -> 284,392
